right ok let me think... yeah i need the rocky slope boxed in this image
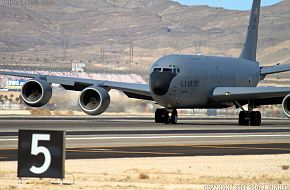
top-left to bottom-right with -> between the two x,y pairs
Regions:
0,0 -> 290,76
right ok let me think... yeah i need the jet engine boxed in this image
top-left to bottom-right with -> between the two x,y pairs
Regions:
79,86 -> 110,115
282,94 -> 290,118
21,79 -> 52,107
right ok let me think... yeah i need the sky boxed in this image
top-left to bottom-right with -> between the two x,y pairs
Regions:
174,0 -> 282,10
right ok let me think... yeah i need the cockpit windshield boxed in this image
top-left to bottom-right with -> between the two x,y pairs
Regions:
153,68 -> 162,72
153,68 -> 180,73
163,68 -> 172,72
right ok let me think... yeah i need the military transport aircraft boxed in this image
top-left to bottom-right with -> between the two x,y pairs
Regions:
1,0 -> 290,126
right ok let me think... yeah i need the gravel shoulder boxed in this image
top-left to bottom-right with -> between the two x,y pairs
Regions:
0,154 -> 289,190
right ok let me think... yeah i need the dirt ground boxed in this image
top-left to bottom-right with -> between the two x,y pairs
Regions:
0,155 -> 289,190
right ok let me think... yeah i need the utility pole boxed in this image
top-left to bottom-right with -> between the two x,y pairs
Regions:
100,47 -> 105,64
194,41 -> 203,55
130,42 -> 134,64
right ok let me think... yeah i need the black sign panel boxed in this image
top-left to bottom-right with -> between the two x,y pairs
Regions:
17,130 -> 65,179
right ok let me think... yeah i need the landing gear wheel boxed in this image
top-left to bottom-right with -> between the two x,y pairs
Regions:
250,111 -> 261,126
239,111 -> 249,126
239,111 -> 261,126
155,108 -> 178,124
155,108 -> 169,124
170,109 -> 178,124
155,108 -> 162,123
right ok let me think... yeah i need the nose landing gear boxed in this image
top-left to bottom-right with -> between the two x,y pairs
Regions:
155,108 -> 178,124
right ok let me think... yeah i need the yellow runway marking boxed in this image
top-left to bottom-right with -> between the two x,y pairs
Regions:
67,149 -> 182,155
0,143 -> 290,152
0,148 -> 16,151
191,145 -> 290,151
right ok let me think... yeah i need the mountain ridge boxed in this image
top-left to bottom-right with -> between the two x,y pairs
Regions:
0,0 -> 290,72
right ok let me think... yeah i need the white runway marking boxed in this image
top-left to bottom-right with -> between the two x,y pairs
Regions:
67,134 -> 290,140
1,134 -> 290,141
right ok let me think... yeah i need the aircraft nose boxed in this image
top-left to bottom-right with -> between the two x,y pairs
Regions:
150,71 -> 177,96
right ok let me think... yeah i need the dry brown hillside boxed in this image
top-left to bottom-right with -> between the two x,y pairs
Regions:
0,0 -> 289,82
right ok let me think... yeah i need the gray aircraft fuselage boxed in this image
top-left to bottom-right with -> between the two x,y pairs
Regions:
149,54 -> 260,109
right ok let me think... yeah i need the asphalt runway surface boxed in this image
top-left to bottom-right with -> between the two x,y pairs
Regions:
0,116 -> 290,161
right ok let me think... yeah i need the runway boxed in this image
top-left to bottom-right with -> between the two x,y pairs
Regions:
0,116 -> 290,161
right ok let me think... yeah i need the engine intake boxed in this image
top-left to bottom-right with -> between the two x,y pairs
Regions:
79,86 -> 110,115
282,94 -> 290,118
21,79 -> 52,107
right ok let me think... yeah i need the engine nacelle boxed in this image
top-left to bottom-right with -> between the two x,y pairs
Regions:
21,79 -> 52,107
79,86 -> 110,115
282,94 -> 290,118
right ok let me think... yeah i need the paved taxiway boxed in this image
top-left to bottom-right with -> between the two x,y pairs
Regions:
0,116 -> 289,161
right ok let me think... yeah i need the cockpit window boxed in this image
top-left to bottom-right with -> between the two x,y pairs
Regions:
153,68 -> 180,73
154,68 -> 162,72
163,68 -> 172,72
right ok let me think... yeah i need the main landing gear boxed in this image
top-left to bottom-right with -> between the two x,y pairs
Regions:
239,111 -> 261,126
236,101 -> 261,126
155,108 -> 178,124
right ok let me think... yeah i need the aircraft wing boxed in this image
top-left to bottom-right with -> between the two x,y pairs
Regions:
211,86 -> 290,106
260,64 -> 290,78
0,71 -> 153,100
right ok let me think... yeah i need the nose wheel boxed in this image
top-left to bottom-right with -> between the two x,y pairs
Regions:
239,111 -> 261,126
155,108 -> 178,124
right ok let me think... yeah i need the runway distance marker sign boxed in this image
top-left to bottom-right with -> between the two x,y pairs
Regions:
17,130 -> 65,179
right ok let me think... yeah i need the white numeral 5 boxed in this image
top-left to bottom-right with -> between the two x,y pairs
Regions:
29,134 -> 51,174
